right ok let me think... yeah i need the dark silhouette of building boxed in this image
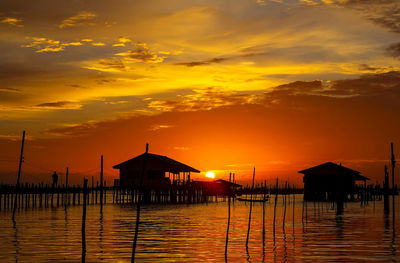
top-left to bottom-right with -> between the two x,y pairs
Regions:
299,162 -> 369,201
191,179 -> 242,196
113,150 -> 200,189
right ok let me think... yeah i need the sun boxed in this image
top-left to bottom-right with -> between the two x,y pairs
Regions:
205,171 -> 215,179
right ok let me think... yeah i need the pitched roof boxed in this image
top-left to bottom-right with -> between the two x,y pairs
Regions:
298,162 -> 369,181
113,152 -> 200,173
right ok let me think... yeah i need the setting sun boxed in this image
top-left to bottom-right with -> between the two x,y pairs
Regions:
205,171 -> 215,179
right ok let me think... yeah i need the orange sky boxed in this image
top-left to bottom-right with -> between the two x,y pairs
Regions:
0,0 -> 400,186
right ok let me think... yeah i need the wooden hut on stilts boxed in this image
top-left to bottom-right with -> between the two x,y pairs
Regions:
113,148 -> 200,203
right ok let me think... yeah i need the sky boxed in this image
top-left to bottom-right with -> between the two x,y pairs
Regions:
0,0 -> 400,186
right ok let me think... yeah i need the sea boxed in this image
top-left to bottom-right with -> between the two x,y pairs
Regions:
0,194 -> 399,262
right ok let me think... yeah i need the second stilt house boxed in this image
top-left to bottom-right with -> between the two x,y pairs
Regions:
299,162 -> 369,201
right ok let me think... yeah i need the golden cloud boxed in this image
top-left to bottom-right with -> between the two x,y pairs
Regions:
22,37 -> 83,52
112,37 -> 132,47
0,17 -> 23,27
59,11 -> 97,29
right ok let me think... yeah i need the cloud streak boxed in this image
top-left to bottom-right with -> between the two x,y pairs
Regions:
59,12 -> 97,29
34,101 -> 82,109
174,57 -> 229,67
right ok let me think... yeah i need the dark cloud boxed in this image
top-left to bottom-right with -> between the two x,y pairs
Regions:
98,58 -> 126,70
0,87 -> 20,93
174,57 -> 229,67
358,64 -> 386,72
116,43 -> 164,63
148,71 -> 400,113
42,122 -> 97,137
95,78 -> 117,85
35,101 -> 81,109
326,71 -> 400,97
339,0 -> 400,34
386,42 -> 400,59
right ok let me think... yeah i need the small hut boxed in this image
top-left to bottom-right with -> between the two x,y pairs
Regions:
113,147 -> 200,189
299,162 -> 369,201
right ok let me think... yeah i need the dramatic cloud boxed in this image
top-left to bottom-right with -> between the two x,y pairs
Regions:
59,11 -> 97,29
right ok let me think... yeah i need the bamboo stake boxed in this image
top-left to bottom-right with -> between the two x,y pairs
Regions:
100,155 -> 104,210
293,184 -> 295,235
245,167 -> 256,251
273,178 -> 278,239
225,172 -> 232,259
82,178 -> 88,263
283,182 -> 287,231
262,180 -> 266,247
12,130 -> 25,221
132,143 -> 149,263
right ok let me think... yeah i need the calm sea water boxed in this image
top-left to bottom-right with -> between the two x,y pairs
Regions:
0,194 -> 399,262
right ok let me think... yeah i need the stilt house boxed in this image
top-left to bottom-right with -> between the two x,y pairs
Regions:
113,147 -> 200,189
299,162 -> 369,201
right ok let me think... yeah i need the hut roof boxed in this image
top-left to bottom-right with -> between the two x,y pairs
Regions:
298,162 -> 369,181
113,152 -> 200,173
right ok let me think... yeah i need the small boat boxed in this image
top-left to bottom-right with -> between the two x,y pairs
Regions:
236,196 -> 269,202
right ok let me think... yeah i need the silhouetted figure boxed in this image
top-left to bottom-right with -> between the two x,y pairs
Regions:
52,171 -> 58,188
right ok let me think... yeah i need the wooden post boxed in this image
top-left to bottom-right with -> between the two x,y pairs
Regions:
104,181 -> 107,204
96,181 -> 98,204
293,184 -> 295,233
66,167 -> 69,188
262,180 -> 266,248
225,173 -> 232,259
12,130 -> 25,221
91,176 -> 94,204
82,178 -> 88,263
391,143 -> 396,192
384,165 -> 389,214
283,182 -> 287,231
273,178 -> 278,235
132,143 -> 148,263
100,155 -> 104,208
391,143 -> 396,231
245,167 -> 256,251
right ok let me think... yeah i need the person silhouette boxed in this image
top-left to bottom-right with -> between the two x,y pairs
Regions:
52,171 -> 58,188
